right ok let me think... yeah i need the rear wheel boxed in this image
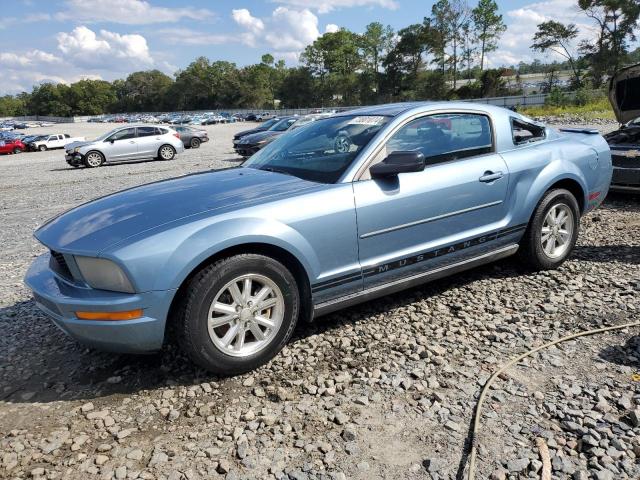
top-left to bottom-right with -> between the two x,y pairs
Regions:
84,151 -> 104,168
12,148 -> 21,154
190,137 -> 201,149
519,189 -> 580,270
38,145 -> 47,151
177,254 -> 300,375
158,144 -> 176,160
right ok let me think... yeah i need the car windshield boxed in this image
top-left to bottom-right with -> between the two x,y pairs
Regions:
261,118 -> 279,129
244,114 -> 391,183
94,129 -> 121,141
269,118 -> 296,132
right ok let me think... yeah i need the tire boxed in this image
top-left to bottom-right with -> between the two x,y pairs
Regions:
519,188 -> 580,270
38,145 -> 47,151
190,137 -> 201,149
177,254 -> 300,375
158,144 -> 176,160
84,151 -> 104,168
12,148 -> 21,154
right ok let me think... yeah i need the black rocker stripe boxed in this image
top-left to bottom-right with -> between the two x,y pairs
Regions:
311,223 -> 527,292
311,272 -> 363,293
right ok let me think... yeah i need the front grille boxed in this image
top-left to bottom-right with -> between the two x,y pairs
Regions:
49,250 -> 73,281
611,153 -> 640,169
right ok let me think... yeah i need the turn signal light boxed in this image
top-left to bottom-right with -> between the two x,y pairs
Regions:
75,309 -> 143,321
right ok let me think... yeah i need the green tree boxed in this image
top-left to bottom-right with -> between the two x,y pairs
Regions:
359,22 -> 395,99
114,70 -> 173,112
471,0 -> 506,71
301,29 -> 363,105
578,0 -> 640,86
531,21 -> 582,88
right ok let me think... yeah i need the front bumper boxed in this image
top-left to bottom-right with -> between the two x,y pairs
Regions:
65,152 -> 84,166
610,166 -> 640,192
24,253 -> 175,353
233,144 -> 260,157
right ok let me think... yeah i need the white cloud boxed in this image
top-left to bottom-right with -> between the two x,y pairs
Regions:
56,0 -> 213,25
231,9 -> 264,33
0,25 -> 162,94
232,7 -> 320,55
56,26 -> 153,68
325,24 -> 340,33
489,0 -> 596,67
264,7 -> 320,51
274,0 -> 398,14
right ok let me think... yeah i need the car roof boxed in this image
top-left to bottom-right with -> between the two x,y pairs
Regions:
333,101 -> 511,118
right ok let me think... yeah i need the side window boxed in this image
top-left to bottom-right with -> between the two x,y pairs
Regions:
64,134 -> 70,138
58,135 -> 64,140
137,126 -> 156,137
384,113 -> 493,166
107,128 -> 136,142
511,118 -> 545,145
158,128 -> 168,135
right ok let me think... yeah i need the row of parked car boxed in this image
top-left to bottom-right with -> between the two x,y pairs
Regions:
0,124 -> 209,157
89,111 -> 278,126
0,120 -> 56,131
233,113 -> 333,157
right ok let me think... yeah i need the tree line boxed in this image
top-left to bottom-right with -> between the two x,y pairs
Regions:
1,0 -> 638,117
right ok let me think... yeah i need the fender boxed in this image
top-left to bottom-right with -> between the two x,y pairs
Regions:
505,153 -> 589,228
104,216 -> 318,293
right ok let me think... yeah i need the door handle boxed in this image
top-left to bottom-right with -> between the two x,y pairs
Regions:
479,171 -> 503,183
129,140 -> 136,143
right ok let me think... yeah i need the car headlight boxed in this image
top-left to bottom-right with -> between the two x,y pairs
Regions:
74,147 -> 80,153
74,256 -> 135,293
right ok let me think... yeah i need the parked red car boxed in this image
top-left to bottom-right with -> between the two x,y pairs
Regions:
0,139 -> 26,155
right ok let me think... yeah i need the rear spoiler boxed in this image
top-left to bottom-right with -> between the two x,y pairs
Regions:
559,128 -> 600,135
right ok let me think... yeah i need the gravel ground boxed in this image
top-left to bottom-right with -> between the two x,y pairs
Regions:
0,120 -> 639,480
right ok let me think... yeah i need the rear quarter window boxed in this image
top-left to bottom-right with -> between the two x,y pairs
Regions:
511,118 -> 546,145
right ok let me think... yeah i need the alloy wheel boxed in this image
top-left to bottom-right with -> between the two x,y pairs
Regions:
86,152 -> 102,167
160,146 -> 174,160
207,274 -> 284,357
540,203 -> 574,259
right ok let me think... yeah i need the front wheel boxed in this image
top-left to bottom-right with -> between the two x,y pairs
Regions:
12,148 -> 21,154
177,254 -> 300,375
158,144 -> 176,160
84,151 -> 104,168
38,145 -> 47,151
519,188 -> 580,270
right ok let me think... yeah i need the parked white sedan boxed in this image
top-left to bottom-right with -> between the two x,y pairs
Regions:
64,125 -> 185,168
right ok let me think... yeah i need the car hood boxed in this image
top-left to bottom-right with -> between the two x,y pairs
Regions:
65,140 -> 95,150
241,131 -> 283,144
235,127 -> 267,139
35,167 -> 320,254
609,63 -> 640,124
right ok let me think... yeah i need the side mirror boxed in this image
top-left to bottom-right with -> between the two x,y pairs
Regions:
370,151 -> 425,178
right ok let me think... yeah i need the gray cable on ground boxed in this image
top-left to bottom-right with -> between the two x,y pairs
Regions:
466,319 -> 640,480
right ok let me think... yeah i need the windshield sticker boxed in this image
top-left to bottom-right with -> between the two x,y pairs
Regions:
347,116 -> 385,126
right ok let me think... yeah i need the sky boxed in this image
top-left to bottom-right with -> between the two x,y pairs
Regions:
0,0 -> 600,95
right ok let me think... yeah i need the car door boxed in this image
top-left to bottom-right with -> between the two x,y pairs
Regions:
102,128 -> 138,161
136,126 -> 162,158
353,112 -> 511,289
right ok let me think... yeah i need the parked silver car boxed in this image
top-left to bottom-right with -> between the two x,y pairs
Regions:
65,125 -> 185,168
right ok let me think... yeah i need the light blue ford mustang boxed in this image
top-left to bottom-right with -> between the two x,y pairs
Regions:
25,102 -> 612,374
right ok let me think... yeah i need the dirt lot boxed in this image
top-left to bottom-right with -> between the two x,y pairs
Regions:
0,120 -> 639,480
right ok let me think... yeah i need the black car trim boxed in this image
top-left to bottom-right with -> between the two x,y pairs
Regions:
311,223 -> 526,293
313,244 -> 519,317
